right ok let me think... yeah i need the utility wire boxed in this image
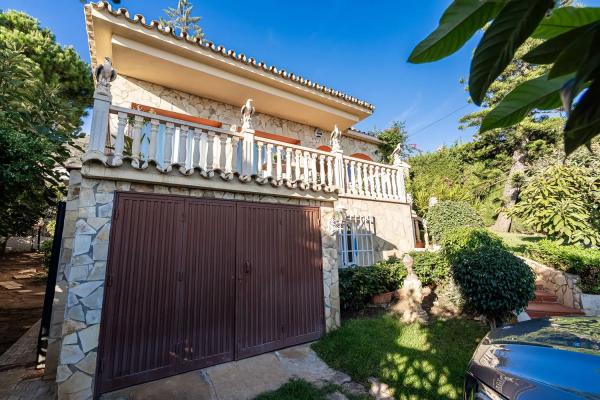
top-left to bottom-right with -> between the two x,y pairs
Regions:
407,103 -> 471,139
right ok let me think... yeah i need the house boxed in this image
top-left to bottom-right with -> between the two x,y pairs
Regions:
47,2 -> 416,398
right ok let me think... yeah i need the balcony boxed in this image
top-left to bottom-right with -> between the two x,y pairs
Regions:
83,87 -> 407,203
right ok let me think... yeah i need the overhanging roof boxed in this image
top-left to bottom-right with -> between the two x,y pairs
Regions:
84,2 -> 375,131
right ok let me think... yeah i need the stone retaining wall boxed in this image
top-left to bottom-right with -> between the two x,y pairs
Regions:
522,257 -> 583,309
53,175 -> 340,400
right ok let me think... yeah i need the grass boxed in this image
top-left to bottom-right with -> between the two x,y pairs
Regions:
254,379 -> 369,400
491,230 -> 544,254
311,315 -> 489,400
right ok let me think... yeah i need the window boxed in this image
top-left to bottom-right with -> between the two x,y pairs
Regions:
337,215 -> 375,267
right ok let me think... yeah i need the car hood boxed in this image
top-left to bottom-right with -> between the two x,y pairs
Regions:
468,317 -> 600,399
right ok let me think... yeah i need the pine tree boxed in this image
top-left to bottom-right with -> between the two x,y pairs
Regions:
160,0 -> 205,41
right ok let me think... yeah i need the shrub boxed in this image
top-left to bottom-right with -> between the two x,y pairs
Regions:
409,251 -> 449,286
40,238 -> 53,270
527,240 -> 600,294
441,228 -> 535,326
426,201 -> 484,241
339,257 -> 407,312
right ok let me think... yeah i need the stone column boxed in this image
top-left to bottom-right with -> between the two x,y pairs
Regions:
391,146 -> 409,203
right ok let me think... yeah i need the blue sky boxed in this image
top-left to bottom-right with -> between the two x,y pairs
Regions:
4,0 -> 600,152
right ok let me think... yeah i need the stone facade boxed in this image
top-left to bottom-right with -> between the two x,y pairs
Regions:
523,257 -> 583,309
110,75 -> 379,160
335,197 -> 415,262
53,173 -> 340,399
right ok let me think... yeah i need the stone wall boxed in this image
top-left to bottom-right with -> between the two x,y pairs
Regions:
523,257 -> 583,309
335,196 -> 415,263
110,75 -> 379,160
53,174 -> 340,400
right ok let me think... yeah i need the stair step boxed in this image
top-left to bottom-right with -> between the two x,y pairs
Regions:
535,282 -> 545,291
526,302 -> 585,319
532,289 -> 558,303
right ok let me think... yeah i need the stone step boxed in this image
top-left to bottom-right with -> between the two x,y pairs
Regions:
531,289 -> 558,303
526,302 -> 585,319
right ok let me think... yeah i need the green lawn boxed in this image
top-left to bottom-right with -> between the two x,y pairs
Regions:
255,379 -> 369,400
311,315 -> 489,400
491,230 -> 544,254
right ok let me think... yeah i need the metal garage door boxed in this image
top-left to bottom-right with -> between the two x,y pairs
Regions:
97,193 -> 324,394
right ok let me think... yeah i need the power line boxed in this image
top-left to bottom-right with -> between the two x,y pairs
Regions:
407,103 -> 471,139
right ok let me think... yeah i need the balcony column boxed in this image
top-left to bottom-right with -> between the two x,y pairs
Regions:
239,98 -> 256,181
84,58 -> 117,164
330,125 -> 345,193
391,144 -> 409,202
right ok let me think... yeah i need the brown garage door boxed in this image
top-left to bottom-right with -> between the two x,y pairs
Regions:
97,193 -> 324,394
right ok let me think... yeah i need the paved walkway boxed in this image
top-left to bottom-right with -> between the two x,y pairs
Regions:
0,320 -> 55,400
102,344 -> 365,400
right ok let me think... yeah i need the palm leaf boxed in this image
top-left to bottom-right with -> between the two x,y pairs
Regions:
469,0 -> 555,105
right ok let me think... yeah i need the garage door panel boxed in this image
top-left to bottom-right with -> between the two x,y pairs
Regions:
235,203 -> 284,359
178,200 -> 237,371
99,195 -> 184,393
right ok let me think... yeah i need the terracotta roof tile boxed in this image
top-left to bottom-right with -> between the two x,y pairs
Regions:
85,1 -> 375,111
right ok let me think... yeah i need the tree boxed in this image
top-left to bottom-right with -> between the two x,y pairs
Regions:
459,41 -> 564,232
373,121 -> 412,163
160,0 -> 205,41
409,2 -> 600,156
0,11 -> 93,252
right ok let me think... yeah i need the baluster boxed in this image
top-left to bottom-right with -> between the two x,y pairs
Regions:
256,141 -> 264,177
148,118 -> 159,163
344,159 -> 350,193
211,132 -> 222,170
231,136 -> 240,174
184,125 -> 194,171
380,168 -> 388,198
177,125 -> 188,165
199,131 -> 208,171
362,163 -> 370,196
368,165 -> 375,197
326,156 -> 334,187
319,155 -> 326,186
294,150 -> 302,181
225,136 -> 233,173
207,132 -> 215,170
374,166 -> 381,198
301,151 -> 309,183
350,161 -> 357,194
193,128 -> 202,168
390,169 -> 398,199
164,122 -> 175,166
131,115 -> 144,167
356,162 -> 363,195
276,146 -> 283,181
385,169 -> 392,198
310,153 -> 317,186
113,112 -> 127,164
265,143 -> 273,178
285,148 -> 292,180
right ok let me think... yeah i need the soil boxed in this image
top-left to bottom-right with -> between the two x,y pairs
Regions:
0,253 -> 47,357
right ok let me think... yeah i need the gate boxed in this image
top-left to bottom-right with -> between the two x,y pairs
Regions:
97,193 -> 324,394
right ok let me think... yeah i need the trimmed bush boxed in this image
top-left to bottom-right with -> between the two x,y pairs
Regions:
40,238 -> 53,270
527,240 -> 600,294
339,257 -> 407,312
426,201 -> 484,241
441,228 -> 535,326
409,251 -> 449,286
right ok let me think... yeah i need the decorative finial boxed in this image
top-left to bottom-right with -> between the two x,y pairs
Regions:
94,57 -> 117,96
241,99 -> 255,130
330,125 -> 342,152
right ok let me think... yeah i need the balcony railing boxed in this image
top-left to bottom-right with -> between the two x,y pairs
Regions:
84,81 -> 407,202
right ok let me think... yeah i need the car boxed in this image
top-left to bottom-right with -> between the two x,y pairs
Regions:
464,316 -> 600,400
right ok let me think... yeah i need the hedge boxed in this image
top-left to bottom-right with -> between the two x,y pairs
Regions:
527,240 -> 600,294
426,201 -> 484,241
409,251 -> 449,286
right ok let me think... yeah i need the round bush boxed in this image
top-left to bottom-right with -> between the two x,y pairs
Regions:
409,251 -> 449,286
426,201 -> 484,241
441,228 -> 535,326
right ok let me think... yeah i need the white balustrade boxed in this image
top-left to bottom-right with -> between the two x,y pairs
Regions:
94,105 -> 407,201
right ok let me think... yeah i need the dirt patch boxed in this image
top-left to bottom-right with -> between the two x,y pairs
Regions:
0,253 -> 46,356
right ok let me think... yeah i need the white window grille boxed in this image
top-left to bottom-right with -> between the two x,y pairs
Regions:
337,215 -> 375,268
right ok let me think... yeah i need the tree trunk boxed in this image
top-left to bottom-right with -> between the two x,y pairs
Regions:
0,237 -> 9,255
493,148 -> 526,232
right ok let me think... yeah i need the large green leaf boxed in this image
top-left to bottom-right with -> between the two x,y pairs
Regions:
523,22 -> 596,65
469,0 -> 555,106
565,77 -> 600,155
408,0 -> 505,63
480,74 -> 572,133
533,6 -> 600,40
549,29 -> 596,79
